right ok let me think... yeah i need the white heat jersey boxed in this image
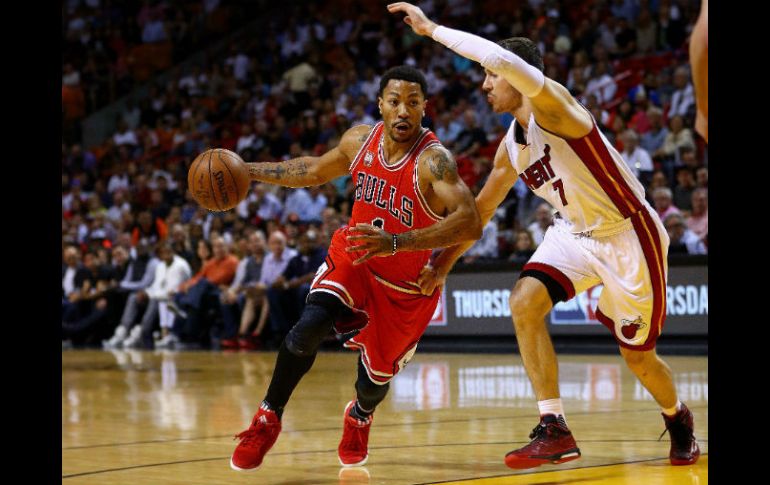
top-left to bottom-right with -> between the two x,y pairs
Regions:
504,113 -> 651,235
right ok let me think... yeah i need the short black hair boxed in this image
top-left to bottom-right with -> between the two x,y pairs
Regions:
379,65 -> 428,98
497,38 -> 544,72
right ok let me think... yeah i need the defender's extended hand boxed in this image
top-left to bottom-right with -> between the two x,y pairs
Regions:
346,223 -> 393,265
417,264 -> 446,296
387,2 -> 438,37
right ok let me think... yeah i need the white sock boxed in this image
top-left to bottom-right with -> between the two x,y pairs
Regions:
538,398 -> 566,421
662,400 -> 682,417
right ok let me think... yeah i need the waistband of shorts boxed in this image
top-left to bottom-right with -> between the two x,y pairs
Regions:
555,212 -> 635,239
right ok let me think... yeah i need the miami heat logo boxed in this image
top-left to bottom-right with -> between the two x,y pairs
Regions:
363,152 -> 374,167
620,316 -> 646,339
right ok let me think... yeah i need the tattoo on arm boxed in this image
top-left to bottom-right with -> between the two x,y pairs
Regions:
248,160 -> 310,185
426,150 -> 458,182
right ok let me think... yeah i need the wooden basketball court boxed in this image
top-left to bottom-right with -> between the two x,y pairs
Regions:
62,350 -> 707,484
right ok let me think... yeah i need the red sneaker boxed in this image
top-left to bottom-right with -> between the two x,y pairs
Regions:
504,414 -> 581,469
239,335 -> 261,351
661,403 -> 700,466
221,337 -> 240,349
230,404 -> 282,471
338,401 -> 373,467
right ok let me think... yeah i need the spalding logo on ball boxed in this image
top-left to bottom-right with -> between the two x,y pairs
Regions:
188,148 -> 250,211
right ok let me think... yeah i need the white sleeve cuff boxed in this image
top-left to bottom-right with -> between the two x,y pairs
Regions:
431,25 -> 545,98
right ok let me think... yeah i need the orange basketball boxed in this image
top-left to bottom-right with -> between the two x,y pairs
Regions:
187,148 -> 250,211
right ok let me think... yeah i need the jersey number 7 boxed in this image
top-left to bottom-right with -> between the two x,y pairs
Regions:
553,179 -> 569,206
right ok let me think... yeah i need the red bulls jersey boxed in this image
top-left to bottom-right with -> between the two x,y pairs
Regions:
346,121 -> 443,287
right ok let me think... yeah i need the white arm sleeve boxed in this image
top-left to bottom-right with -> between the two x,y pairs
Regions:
432,26 -> 545,98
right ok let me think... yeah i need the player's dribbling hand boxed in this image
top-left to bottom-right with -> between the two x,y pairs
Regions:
346,223 -> 393,265
417,264 -> 446,296
387,2 -> 438,37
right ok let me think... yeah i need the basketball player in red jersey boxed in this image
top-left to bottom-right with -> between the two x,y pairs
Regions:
229,66 -> 481,471
389,3 -> 700,469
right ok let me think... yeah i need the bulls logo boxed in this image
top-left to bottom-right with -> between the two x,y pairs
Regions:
620,316 -> 646,339
363,152 -> 374,167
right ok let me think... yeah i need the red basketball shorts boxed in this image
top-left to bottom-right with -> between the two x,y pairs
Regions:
309,228 -> 441,384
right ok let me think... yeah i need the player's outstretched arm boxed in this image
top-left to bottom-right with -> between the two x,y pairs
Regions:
346,145 -> 482,265
387,2 -> 592,139
418,142 -> 520,295
246,124 -> 372,188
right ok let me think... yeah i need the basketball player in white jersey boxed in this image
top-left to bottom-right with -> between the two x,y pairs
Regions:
388,2 -> 700,468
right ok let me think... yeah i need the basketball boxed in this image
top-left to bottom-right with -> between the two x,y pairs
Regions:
187,148 -> 250,211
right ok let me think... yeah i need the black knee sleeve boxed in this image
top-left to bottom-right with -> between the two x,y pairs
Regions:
306,291 -> 354,320
355,358 -> 390,411
285,292 -> 351,357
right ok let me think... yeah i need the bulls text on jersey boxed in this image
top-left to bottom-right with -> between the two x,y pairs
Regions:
354,172 -> 414,227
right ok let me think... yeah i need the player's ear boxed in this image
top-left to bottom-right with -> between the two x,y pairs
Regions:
378,97 -> 383,116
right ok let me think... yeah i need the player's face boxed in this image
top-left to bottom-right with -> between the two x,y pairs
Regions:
378,80 -> 426,143
482,69 -> 522,113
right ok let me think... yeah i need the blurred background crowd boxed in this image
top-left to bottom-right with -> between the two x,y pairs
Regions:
62,0 -> 707,350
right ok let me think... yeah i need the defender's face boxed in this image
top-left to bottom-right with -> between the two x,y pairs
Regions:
378,80 -> 426,143
483,69 -> 522,113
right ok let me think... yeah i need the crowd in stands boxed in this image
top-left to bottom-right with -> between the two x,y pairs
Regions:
62,0 -> 708,349
62,0 -> 264,142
